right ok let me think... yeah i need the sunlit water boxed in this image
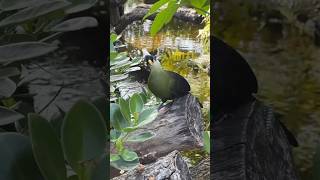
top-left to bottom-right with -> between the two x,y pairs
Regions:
122,0 -> 210,165
215,1 -> 320,179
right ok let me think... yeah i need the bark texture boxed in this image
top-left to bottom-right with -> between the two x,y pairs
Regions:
112,150 -> 192,180
212,100 -> 298,180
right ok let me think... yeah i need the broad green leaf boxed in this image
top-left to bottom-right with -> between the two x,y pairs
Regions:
110,154 -> 121,162
150,0 -> 179,36
137,107 -> 158,127
0,106 -> 24,126
49,17 -> 98,32
139,92 -> 148,103
127,132 -> 154,142
92,97 -> 108,124
121,149 -> 139,162
0,67 -> 20,78
110,103 -> 129,130
90,154 -> 107,180
129,93 -> 144,114
0,133 -> 43,180
143,0 -> 170,20
0,1 -> 70,27
189,0 -> 207,9
0,0 -> 48,11
203,131 -> 210,154
110,156 -> 139,171
0,78 -> 16,97
28,113 -> 67,180
66,0 -> 97,14
119,98 -> 131,122
61,100 -> 106,174
0,42 -> 58,64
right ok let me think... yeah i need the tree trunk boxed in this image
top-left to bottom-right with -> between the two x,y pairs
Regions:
212,100 -> 298,180
112,150 -> 192,180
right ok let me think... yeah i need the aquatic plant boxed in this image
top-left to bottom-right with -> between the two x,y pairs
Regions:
110,93 -> 158,171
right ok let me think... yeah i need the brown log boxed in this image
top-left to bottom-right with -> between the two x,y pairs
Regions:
114,4 -> 203,34
212,100 -> 298,180
110,93 -> 204,164
112,150 -> 192,180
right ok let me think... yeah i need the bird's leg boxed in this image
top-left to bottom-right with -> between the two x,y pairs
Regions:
157,100 -> 174,111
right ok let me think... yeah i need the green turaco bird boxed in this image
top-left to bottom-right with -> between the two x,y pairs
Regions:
147,58 -> 190,103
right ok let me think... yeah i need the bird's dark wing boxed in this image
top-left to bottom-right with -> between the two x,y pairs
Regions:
213,36 -> 258,111
166,71 -> 190,98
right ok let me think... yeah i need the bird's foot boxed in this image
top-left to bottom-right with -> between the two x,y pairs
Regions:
157,100 -> 174,111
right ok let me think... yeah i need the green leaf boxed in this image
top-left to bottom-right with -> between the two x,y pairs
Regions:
119,98 -> 131,122
143,0 -> 170,20
49,17 -> 98,32
137,107 -> 158,127
0,42 -> 58,64
150,0 -> 179,36
110,33 -> 118,43
127,132 -> 154,142
0,0 -> 48,11
66,0 -> 97,14
90,154 -> 107,180
203,131 -> 210,154
28,113 -> 67,180
0,78 -> 16,98
61,100 -> 106,174
0,67 -> 20,78
110,129 -> 121,142
110,154 -> 121,162
0,106 -> 24,126
110,156 -> 139,171
110,74 -> 129,83
189,0 -> 207,9
110,103 -> 129,130
0,133 -> 43,180
313,143 -> 320,180
129,93 -> 144,114
139,92 -> 148,103
121,149 -> 139,162
92,97 -> 108,124
122,126 -> 138,133
0,1 -> 70,27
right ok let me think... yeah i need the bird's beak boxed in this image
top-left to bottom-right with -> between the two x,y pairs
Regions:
148,60 -> 153,65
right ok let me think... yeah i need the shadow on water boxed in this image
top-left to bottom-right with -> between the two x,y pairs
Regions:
215,0 -> 320,179
122,1 -> 210,165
